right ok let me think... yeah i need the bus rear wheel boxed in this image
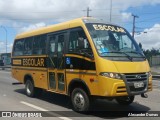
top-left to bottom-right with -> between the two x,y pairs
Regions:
116,96 -> 134,105
25,79 -> 42,97
71,88 -> 90,112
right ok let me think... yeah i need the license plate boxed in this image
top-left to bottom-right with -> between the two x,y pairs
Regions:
134,82 -> 144,88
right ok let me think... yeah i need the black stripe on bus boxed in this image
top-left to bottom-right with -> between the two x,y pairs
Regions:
65,56 -> 96,70
12,56 -> 96,70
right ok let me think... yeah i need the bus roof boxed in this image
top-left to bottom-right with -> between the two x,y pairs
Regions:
15,17 -> 118,39
15,17 -> 84,39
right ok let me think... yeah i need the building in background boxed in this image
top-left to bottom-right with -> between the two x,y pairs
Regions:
0,53 -> 11,65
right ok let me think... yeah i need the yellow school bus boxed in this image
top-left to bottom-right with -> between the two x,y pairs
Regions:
12,17 -> 152,111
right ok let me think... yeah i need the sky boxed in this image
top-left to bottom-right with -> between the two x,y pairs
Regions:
0,0 -> 160,53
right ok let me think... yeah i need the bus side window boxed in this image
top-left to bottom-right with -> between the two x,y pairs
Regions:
68,28 -> 91,54
58,35 -> 64,53
33,35 -> 47,55
49,36 -> 56,53
24,37 -> 33,55
68,31 -> 78,52
40,35 -> 47,54
13,39 -> 24,56
57,34 -> 64,69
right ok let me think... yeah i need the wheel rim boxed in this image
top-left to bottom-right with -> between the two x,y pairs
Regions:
73,92 -> 85,109
26,81 -> 33,95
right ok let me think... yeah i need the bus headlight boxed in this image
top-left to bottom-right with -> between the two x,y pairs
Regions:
100,72 -> 122,79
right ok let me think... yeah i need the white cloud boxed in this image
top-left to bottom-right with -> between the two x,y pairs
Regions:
18,22 -> 46,33
0,41 -> 13,53
0,41 -> 6,53
121,12 -> 132,22
0,0 -> 160,53
0,0 -> 160,24
135,24 -> 160,50
0,41 -> 4,45
7,43 -> 13,53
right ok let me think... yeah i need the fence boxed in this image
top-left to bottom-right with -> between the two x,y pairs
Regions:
0,66 -> 11,70
148,56 -> 160,66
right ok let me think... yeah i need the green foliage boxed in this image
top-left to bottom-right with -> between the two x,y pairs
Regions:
143,48 -> 160,57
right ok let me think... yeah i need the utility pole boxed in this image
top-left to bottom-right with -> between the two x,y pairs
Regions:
83,7 -> 92,17
132,14 -> 139,38
0,26 -> 7,53
110,0 -> 112,22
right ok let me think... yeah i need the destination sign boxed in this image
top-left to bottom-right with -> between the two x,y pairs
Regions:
93,24 -> 126,33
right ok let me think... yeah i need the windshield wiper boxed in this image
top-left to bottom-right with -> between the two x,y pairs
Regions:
126,51 -> 146,60
101,51 -> 133,61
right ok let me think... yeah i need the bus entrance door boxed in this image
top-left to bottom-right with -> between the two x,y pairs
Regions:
47,33 -> 66,94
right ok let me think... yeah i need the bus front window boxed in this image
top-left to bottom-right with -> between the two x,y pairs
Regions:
86,23 -> 145,61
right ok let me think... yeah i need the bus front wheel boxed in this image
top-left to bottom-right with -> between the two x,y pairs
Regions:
71,88 -> 90,112
116,96 -> 134,105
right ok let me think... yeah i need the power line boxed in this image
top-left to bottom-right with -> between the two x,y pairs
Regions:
136,17 -> 160,23
0,10 -> 83,13
0,8 -> 160,15
0,16 -> 159,22
0,6 -> 146,13
136,26 -> 160,29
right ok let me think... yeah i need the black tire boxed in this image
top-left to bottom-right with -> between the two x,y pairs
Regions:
116,96 -> 134,105
71,88 -> 90,112
25,79 -> 42,97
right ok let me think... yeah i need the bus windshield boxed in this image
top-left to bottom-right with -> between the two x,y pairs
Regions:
86,23 -> 145,61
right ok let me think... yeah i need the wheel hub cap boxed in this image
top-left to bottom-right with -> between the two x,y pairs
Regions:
74,93 -> 85,109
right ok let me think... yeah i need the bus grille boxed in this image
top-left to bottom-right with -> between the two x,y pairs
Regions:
123,73 -> 148,94
125,73 -> 147,82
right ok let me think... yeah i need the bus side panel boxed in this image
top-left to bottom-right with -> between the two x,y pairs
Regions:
12,68 -> 24,83
66,70 -> 99,96
29,70 -> 48,89
12,68 -> 48,90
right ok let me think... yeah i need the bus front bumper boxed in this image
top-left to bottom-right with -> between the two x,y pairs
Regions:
97,76 -> 152,97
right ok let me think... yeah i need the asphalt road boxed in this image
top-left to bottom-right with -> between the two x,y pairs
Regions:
0,70 -> 160,120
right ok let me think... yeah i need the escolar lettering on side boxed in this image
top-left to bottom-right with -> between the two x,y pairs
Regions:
93,24 -> 126,33
23,58 -> 44,67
